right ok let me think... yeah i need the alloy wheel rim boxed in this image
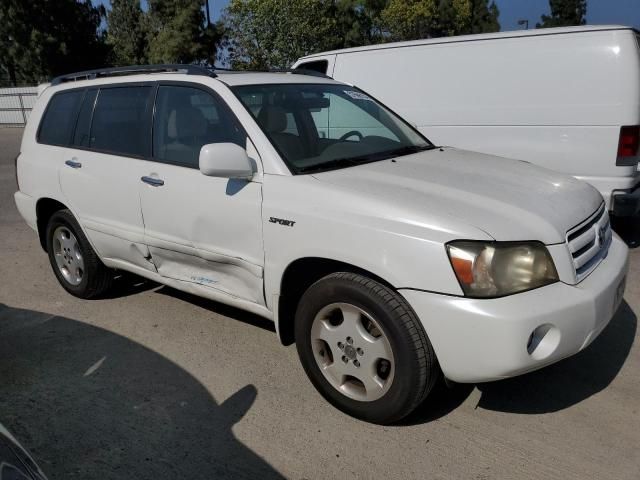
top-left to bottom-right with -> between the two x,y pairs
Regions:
52,226 -> 84,286
310,302 -> 395,402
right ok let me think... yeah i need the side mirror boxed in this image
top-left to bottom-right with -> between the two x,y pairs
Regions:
199,143 -> 253,179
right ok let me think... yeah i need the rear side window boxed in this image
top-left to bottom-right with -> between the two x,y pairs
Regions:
73,89 -> 98,147
90,86 -> 152,157
38,90 -> 84,146
152,85 -> 246,168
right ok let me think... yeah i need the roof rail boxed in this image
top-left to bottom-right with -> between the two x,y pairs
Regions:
208,67 -> 331,78
51,64 -> 217,86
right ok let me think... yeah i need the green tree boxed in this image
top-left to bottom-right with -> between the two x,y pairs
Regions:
434,0 -> 473,37
106,0 -> 148,66
146,0 -> 219,65
468,0 -> 500,34
537,0 -> 586,28
330,0 -> 388,48
0,0 -> 108,85
222,0 -> 337,69
220,0 -> 499,68
380,0 -> 498,41
380,0 -> 439,41
357,0 -> 390,43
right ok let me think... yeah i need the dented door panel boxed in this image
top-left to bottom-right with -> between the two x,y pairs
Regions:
139,162 -> 265,305
148,247 -> 263,303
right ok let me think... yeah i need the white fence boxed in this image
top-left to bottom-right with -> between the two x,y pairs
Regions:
0,87 -> 38,126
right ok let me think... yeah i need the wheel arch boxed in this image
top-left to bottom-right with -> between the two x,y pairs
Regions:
36,197 -> 69,252
276,257 -> 396,346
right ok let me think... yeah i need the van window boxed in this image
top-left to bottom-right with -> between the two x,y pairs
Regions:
90,86 -> 152,157
152,85 -> 246,168
296,60 -> 329,75
38,90 -> 84,146
72,89 -> 98,147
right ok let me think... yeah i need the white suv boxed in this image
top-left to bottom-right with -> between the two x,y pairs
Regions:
14,65 -> 629,424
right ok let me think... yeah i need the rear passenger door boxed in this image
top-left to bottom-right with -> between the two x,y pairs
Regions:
58,84 -> 156,272
139,83 -> 265,305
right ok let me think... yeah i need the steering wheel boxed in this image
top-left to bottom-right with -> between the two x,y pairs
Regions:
339,131 -> 363,142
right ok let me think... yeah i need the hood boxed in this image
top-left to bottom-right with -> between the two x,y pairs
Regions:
312,147 -> 603,244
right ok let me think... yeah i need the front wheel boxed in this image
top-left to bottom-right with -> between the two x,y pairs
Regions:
295,272 -> 439,424
46,209 -> 113,299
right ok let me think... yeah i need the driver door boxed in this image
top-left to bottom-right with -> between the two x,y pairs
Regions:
139,83 -> 265,305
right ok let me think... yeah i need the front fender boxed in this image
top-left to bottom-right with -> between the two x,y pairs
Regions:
262,174 -> 490,310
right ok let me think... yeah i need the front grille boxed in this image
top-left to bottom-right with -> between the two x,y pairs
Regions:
566,203 -> 612,281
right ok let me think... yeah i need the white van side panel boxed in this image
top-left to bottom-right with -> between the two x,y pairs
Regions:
329,29 -> 640,204
333,30 -> 640,126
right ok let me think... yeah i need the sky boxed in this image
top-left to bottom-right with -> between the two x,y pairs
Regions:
497,0 -> 640,31
94,0 -> 640,32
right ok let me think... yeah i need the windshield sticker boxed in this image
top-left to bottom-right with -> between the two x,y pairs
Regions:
343,90 -> 373,101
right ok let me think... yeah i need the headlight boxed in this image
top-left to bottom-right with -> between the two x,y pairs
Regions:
446,241 -> 558,298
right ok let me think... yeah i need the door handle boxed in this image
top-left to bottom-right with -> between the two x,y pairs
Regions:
141,176 -> 165,187
65,159 -> 82,169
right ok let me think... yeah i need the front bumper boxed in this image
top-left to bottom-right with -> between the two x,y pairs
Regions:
401,234 -> 629,383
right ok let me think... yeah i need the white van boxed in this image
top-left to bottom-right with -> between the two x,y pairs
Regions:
294,25 -> 640,217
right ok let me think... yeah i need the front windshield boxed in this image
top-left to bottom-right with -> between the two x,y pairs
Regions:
233,83 -> 433,174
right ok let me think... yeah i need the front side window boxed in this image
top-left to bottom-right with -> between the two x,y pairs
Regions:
152,85 -> 246,168
90,86 -> 153,157
38,90 -> 84,146
233,83 -> 432,174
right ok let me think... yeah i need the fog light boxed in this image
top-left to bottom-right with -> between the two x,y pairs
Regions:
526,324 -> 561,360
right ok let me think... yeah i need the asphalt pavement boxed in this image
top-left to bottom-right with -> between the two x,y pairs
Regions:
0,127 -> 638,479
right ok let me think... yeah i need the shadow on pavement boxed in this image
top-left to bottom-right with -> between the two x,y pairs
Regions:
399,378 -> 475,426
476,300 -> 636,414
0,303 -> 284,480
100,272 -> 160,300
156,286 -> 277,333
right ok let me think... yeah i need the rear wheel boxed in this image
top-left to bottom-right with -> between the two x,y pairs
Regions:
295,272 -> 439,424
46,209 -> 113,299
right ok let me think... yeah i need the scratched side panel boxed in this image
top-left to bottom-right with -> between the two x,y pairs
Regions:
149,246 -> 264,304
139,162 -> 265,306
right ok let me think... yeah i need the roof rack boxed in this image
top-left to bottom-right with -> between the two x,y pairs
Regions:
50,64 -> 331,86
207,67 -> 331,78
51,64 -> 217,85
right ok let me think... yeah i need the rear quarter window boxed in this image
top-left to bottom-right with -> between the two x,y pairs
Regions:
38,90 -> 84,146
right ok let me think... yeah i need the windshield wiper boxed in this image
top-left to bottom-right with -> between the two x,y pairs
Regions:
297,156 -> 373,173
384,144 -> 434,158
296,144 -> 434,174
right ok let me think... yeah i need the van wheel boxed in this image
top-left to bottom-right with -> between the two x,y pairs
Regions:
46,209 -> 113,299
295,272 -> 438,424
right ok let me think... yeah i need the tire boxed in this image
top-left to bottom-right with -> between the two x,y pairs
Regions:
295,272 -> 439,424
45,209 -> 113,299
